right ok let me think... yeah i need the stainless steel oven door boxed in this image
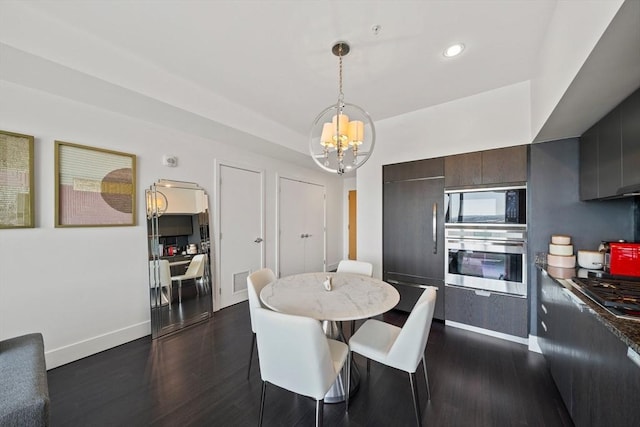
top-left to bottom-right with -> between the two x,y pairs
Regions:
446,238 -> 527,296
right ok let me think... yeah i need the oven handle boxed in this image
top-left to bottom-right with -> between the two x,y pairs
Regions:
447,239 -> 526,247
432,202 -> 437,254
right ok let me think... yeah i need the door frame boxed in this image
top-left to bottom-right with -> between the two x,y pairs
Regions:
214,159 -> 265,311
275,173 -> 327,278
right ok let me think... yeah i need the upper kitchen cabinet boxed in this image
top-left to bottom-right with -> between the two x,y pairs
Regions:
580,88 -> 640,200
445,145 -> 528,188
444,152 -> 482,188
621,89 -> 640,189
481,145 -> 528,185
383,157 -> 445,182
579,125 -> 599,201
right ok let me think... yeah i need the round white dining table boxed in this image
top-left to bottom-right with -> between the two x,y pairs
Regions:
260,272 -> 400,321
260,272 -> 400,403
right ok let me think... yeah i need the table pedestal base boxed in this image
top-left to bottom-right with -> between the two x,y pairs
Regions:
322,320 -> 360,403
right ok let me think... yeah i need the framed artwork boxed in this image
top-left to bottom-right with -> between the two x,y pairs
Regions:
55,141 -> 136,227
0,130 -> 35,228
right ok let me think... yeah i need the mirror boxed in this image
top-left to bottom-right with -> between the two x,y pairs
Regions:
147,180 -> 213,338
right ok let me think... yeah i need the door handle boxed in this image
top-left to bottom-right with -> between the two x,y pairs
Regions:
300,234 -> 306,238
432,202 -> 437,254
254,237 -> 263,243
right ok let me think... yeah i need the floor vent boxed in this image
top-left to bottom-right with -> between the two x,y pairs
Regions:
233,271 -> 249,293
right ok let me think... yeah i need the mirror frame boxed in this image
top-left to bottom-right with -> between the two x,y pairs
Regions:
147,180 -> 213,338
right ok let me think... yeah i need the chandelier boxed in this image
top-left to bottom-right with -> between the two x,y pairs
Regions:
145,188 -> 168,219
309,42 -> 375,175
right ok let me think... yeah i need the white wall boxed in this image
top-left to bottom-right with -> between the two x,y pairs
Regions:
0,81 -> 343,368
356,81 -> 532,278
530,0 -> 624,139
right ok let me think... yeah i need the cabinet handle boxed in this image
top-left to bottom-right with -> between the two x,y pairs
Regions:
541,303 -> 547,314
541,320 -> 548,332
432,202 -> 437,254
474,290 -> 491,297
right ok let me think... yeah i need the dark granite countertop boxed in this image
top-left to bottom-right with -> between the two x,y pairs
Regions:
538,264 -> 640,355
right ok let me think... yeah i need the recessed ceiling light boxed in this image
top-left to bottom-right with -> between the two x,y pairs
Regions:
443,43 -> 465,58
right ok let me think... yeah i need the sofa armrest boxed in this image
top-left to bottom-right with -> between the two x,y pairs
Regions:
0,333 -> 50,427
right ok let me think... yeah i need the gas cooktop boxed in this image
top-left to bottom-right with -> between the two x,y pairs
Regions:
571,275 -> 640,322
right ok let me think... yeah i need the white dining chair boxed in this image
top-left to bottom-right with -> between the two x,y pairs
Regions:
347,286 -> 437,426
171,254 -> 206,303
336,260 -> 373,277
336,259 -> 374,334
246,268 -> 276,380
149,260 -> 172,308
254,307 -> 349,427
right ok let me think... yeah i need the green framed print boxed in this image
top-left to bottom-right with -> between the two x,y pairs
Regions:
55,141 -> 137,227
0,130 -> 35,228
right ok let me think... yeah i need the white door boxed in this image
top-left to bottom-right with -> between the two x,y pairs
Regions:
303,182 -> 325,272
219,164 -> 264,308
278,177 -> 325,277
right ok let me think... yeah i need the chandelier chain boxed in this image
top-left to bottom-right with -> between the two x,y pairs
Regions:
338,45 -> 344,102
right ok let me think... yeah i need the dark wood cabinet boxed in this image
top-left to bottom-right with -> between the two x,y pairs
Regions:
481,145 -> 528,185
155,215 -> 193,237
621,88 -> 640,189
537,268 -> 640,425
579,125 -> 599,201
383,157 -> 445,319
444,285 -> 528,337
444,152 -> 482,188
598,108 -> 622,196
580,88 -> 640,200
383,157 -> 444,182
444,145 -> 527,188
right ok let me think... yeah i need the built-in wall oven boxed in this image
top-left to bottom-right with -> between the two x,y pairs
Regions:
445,226 -> 527,296
444,186 -> 527,297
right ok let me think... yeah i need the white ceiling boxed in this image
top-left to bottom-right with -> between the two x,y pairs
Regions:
2,0 -> 639,157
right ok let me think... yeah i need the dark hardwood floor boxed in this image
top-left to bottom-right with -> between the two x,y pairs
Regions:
47,304 -> 573,426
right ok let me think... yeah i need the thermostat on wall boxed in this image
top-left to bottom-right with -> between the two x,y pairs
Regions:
162,155 -> 177,167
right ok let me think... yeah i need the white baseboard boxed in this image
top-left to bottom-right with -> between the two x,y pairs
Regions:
445,320 -> 529,346
45,321 -> 151,369
528,335 -> 542,353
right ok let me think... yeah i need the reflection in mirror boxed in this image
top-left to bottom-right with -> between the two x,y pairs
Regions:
147,180 -> 213,338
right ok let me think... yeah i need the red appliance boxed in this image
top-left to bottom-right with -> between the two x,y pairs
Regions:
608,242 -> 640,277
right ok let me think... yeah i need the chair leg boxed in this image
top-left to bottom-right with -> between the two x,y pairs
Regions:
164,286 -> 172,309
345,352 -> 351,412
315,399 -> 324,427
409,372 -> 421,427
178,279 -> 182,303
350,320 -> 355,336
247,333 -> 256,380
259,381 -> 267,427
422,354 -> 430,401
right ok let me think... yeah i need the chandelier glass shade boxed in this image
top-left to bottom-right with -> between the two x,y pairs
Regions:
309,42 -> 375,174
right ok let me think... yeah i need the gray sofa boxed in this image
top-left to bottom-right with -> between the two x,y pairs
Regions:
0,333 -> 50,426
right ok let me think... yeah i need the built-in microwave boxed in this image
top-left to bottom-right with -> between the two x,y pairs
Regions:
445,186 -> 526,225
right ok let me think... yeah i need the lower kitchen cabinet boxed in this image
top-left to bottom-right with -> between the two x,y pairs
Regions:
444,285 -> 528,338
537,268 -> 640,426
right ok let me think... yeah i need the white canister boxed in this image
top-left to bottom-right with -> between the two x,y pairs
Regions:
577,250 -> 604,270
